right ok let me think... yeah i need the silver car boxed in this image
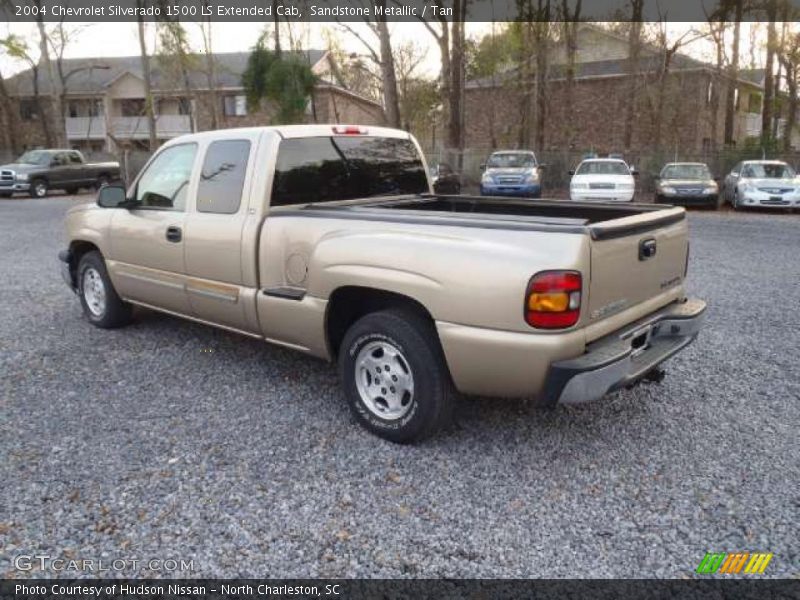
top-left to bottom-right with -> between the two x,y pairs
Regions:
723,160 -> 800,209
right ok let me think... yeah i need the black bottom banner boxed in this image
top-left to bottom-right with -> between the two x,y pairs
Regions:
2,579 -> 799,600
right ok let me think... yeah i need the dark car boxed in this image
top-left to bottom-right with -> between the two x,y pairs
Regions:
430,162 -> 461,194
654,162 -> 720,208
0,149 -> 120,198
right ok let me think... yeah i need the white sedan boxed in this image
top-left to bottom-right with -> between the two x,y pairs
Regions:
569,159 -> 636,202
723,160 -> 800,209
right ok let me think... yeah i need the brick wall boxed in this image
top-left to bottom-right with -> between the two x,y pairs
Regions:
464,70 -> 722,155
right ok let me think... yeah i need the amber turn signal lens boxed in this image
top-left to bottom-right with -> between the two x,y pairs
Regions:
528,292 -> 570,312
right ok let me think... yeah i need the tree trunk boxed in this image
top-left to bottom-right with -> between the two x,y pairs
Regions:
30,65 -> 54,147
375,1 -> 401,128
448,0 -> 466,159
0,70 -> 20,155
272,0 -> 281,56
762,0 -> 777,146
623,4 -> 644,152
517,4 -> 534,148
35,9 -> 65,147
200,6 -> 219,129
136,12 -> 158,151
561,0 -> 581,148
724,0 -> 743,145
781,58 -> 797,151
534,1 -> 550,151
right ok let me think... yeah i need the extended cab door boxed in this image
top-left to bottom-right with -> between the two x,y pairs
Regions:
182,134 -> 261,334
106,143 -> 198,315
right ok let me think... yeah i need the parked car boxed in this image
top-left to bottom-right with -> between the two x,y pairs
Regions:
430,162 -> 461,194
722,160 -> 800,209
60,125 -> 705,442
480,150 -> 542,198
0,149 -> 120,198
654,162 -> 719,208
569,158 -> 637,202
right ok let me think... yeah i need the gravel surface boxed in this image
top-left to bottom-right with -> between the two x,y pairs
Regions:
1,196 -> 798,579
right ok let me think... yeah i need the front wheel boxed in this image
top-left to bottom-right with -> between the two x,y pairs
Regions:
77,251 -> 132,329
30,179 -> 48,198
338,309 -> 455,443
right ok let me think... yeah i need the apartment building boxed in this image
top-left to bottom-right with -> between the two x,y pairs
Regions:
2,50 -> 384,156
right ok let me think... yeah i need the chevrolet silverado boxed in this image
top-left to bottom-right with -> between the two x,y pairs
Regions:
59,125 -> 706,442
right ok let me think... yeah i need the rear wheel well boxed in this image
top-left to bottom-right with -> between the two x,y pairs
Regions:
326,287 -> 436,359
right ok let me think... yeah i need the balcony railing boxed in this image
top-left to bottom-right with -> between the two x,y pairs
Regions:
65,116 -> 106,139
66,115 -> 193,140
110,115 -> 193,139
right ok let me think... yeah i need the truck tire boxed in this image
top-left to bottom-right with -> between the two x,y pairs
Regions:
30,179 -> 48,198
77,250 -> 132,329
338,308 -> 455,443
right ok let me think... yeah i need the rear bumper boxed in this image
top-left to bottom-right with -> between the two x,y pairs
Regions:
541,297 -> 706,406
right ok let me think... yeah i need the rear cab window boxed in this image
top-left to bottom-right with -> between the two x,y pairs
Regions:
271,136 -> 428,207
197,139 -> 251,214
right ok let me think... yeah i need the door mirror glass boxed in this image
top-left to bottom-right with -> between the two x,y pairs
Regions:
479,163 -> 486,170
97,184 -> 127,208
568,169 -> 575,176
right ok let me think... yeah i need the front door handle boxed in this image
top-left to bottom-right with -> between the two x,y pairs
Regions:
166,226 -> 182,243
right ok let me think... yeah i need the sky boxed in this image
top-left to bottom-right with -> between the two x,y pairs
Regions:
0,20 -> 767,80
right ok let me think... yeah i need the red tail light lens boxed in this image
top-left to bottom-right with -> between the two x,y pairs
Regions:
525,270 -> 582,329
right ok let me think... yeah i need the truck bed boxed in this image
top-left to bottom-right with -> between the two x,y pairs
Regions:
291,195 -> 686,240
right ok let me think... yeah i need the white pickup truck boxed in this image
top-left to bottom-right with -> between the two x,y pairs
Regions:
60,125 -> 706,442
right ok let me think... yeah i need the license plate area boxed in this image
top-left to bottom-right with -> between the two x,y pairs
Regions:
629,325 -> 654,358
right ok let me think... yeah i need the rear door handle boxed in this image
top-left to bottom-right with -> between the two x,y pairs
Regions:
166,226 -> 182,243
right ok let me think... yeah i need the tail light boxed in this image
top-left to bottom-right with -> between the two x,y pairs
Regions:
525,270 -> 582,329
332,125 -> 368,135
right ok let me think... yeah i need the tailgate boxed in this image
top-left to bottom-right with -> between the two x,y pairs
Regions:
586,207 -> 688,327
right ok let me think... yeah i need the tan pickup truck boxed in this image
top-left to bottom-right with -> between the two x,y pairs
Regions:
60,125 -> 706,442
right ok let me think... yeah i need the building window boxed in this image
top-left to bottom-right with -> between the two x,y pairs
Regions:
223,95 -> 247,117
20,99 -> 38,121
747,92 -> 762,114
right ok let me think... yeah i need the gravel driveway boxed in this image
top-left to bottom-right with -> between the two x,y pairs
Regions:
1,196 -> 798,579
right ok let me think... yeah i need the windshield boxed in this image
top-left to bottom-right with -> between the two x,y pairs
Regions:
576,161 -> 630,176
16,150 -> 51,166
661,164 -> 711,180
487,153 -> 536,169
741,163 -> 795,179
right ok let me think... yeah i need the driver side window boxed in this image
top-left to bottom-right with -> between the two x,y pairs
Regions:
135,143 -> 197,211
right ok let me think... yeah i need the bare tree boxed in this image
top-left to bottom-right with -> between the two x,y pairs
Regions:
560,0 -> 582,148
623,0 -> 644,152
0,33 -> 53,146
34,0 -> 64,146
197,7 -> 220,129
762,0 -> 778,145
724,0 -> 744,145
0,66 -> 20,154
336,15 -> 401,127
136,5 -> 158,151
156,18 -> 198,132
703,5 -> 728,152
415,0 -> 469,161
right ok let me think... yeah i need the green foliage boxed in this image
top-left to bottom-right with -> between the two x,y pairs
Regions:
465,25 -> 520,82
242,37 -> 317,124
0,34 -> 33,65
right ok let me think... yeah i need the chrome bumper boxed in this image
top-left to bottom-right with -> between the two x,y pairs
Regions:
542,298 -> 707,406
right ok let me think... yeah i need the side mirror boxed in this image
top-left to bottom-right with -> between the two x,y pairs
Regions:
568,169 -> 575,176
96,184 -> 127,208
537,163 -> 547,170
631,169 -> 639,176
479,163 -> 486,171
652,174 -> 661,181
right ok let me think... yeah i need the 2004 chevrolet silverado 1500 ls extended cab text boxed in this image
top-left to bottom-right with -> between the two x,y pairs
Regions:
59,125 -> 706,442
